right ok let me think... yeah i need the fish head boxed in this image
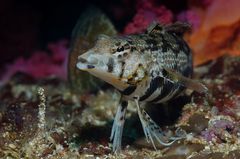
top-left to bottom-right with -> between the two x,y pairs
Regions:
76,34 -> 140,91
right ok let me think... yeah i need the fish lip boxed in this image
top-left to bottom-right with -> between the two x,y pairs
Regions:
76,61 -> 95,70
76,55 -> 96,70
87,65 -> 95,69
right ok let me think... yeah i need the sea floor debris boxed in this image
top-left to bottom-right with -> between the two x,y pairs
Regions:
0,55 -> 240,158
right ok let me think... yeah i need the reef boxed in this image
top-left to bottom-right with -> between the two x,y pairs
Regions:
123,0 -> 173,34
0,56 -> 240,158
1,40 -> 68,83
0,0 -> 240,158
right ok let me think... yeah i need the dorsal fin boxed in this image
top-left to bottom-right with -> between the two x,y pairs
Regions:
164,22 -> 191,36
146,22 -> 191,36
146,22 -> 163,35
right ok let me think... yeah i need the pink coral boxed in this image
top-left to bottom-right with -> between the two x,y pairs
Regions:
1,40 -> 69,82
188,0 -> 240,65
201,118 -> 236,142
123,0 -> 173,34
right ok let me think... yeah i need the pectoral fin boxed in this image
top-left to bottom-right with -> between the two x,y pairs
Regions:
163,68 -> 208,93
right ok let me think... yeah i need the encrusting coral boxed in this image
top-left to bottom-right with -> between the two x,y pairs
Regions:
123,0 -> 173,34
0,55 -> 240,158
1,40 -> 69,83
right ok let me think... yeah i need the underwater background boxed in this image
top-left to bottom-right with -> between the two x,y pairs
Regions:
0,0 -> 240,158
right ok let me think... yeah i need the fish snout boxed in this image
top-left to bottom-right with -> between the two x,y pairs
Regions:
76,53 -> 98,70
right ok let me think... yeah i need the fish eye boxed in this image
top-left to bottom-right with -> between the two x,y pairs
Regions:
117,54 -> 122,58
117,46 -> 124,52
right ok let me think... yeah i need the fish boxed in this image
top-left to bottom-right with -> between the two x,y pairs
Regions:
76,22 -> 208,152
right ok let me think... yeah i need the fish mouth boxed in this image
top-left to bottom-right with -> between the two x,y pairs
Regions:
76,57 -> 95,70
76,53 -> 98,71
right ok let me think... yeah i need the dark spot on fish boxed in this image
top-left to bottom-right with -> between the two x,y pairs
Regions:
121,101 -> 128,111
111,48 -> 117,53
130,47 -> 136,52
162,68 -> 168,77
120,116 -> 124,121
172,49 -> 179,54
149,122 -> 154,126
145,38 -> 158,46
140,48 -> 145,52
146,116 -> 151,120
121,85 -> 137,95
149,33 -> 157,38
160,34 -> 175,53
162,40 -> 169,52
132,72 -> 138,78
117,46 -> 124,52
87,65 -> 95,69
115,42 -> 121,46
150,47 -> 159,51
139,76 -> 163,101
123,43 -> 130,50
127,77 -> 134,84
119,62 -> 125,78
127,40 -> 133,45
118,54 -> 122,58
123,52 -> 128,57
121,100 -> 128,107
143,111 -> 147,116
107,58 -> 114,72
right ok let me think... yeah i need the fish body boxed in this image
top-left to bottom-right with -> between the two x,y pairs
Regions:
76,22 -> 207,152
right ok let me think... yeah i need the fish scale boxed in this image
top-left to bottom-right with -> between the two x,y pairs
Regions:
76,22 -> 207,152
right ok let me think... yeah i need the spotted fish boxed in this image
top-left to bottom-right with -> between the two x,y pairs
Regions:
76,22 -> 208,152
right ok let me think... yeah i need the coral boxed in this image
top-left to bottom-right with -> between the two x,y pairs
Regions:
198,56 -> 240,116
123,0 -> 173,34
0,55 -> 240,158
0,1 -> 240,158
187,0 -> 240,65
201,115 -> 236,143
0,77 -> 83,158
1,40 -> 69,83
